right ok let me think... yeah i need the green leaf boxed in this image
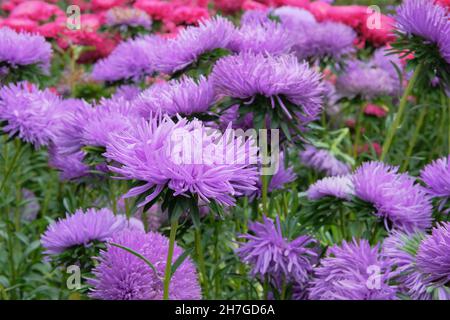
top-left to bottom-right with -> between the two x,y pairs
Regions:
170,248 -> 193,278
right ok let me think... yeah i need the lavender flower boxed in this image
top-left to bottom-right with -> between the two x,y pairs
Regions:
0,82 -> 62,148
153,16 -> 235,74
135,76 -> 215,117
336,60 -> 397,98
309,239 -> 397,300
416,222 -> 450,287
299,145 -> 351,176
383,230 -> 431,300
307,175 -> 355,200
48,145 -> 89,181
247,153 -> 296,199
105,117 -> 259,207
229,21 -> 294,56
396,0 -> 450,64
240,10 -> 270,25
211,52 -> 324,126
272,6 -> 316,29
88,230 -> 201,300
237,216 -> 317,285
92,35 -> 162,83
0,27 -> 52,73
420,155 -> 450,199
81,98 -> 140,148
41,208 -> 129,255
112,85 -> 141,101
293,22 -> 356,61
105,7 -> 152,29
352,161 -> 432,232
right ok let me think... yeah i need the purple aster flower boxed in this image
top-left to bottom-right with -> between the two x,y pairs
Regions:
211,52 -> 324,126
416,222 -> 450,287
336,59 -> 397,98
352,161 -> 432,232
272,6 -> 316,30
299,145 -> 351,176
41,208 -> 129,255
395,0 -> 450,64
105,117 -> 259,207
112,85 -> 141,101
21,188 -> 40,222
105,7 -> 152,29
88,230 -> 201,300
81,98 -> 141,148
153,16 -> 235,75
48,145 -> 89,181
0,27 -> 52,73
237,215 -> 318,285
420,155 -> 450,200
240,10 -> 270,25
371,48 -> 403,95
134,76 -> 215,117
293,21 -> 356,61
246,153 -> 296,199
382,230 -> 432,300
0,82 -> 62,148
229,20 -> 294,56
92,35 -> 162,83
309,239 -> 397,300
307,175 -> 354,200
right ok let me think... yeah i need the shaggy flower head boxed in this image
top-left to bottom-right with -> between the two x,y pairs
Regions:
299,145 -> 351,176
105,7 -> 152,29
309,239 -> 397,300
0,82 -> 62,148
81,98 -> 141,148
420,155 -> 450,199
135,76 -> 215,117
41,208 -> 129,255
383,230 -> 432,300
153,16 -> 235,74
92,35 -> 162,83
293,21 -> 356,61
105,117 -> 259,207
272,6 -> 316,30
88,230 -> 201,300
229,20 -> 294,56
395,0 -> 450,64
352,161 -> 432,232
0,27 -> 52,73
211,52 -> 324,126
237,216 -> 318,285
416,222 -> 450,287
336,60 -> 397,98
307,175 -> 355,200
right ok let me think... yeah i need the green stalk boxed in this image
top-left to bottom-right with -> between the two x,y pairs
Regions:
194,228 -> 209,299
381,63 -> 423,161
261,174 -> 269,215
401,107 -> 427,171
0,142 -> 24,193
353,103 -> 365,159
163,218 -> 179,300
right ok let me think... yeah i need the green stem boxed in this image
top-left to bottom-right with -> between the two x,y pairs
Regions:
401,107 -> 427,171
163,218 -> 179,300
0,142 -> 24,193
353,104 -> 365,159
381,63 -> 423,161
194,228 -> 209,299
